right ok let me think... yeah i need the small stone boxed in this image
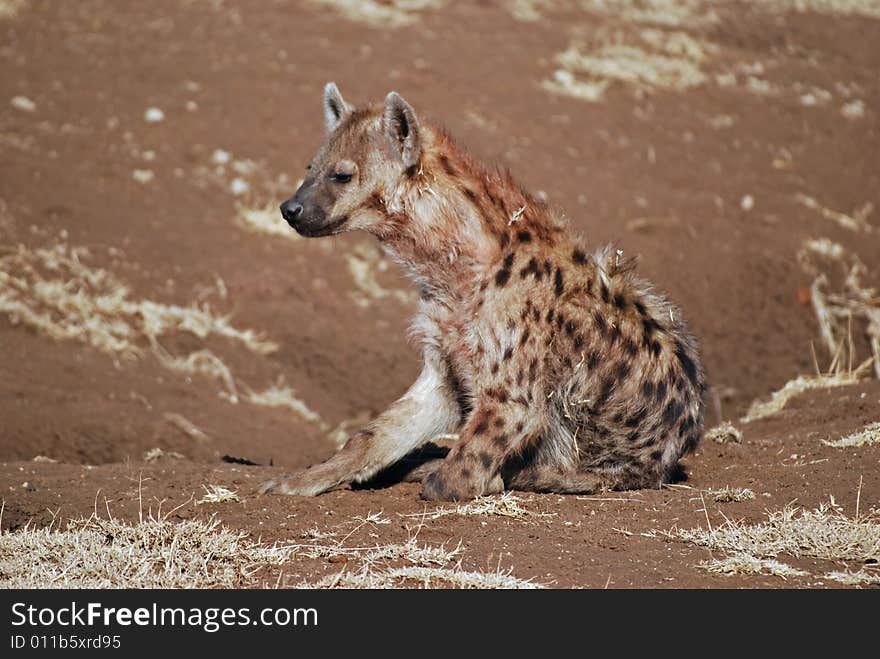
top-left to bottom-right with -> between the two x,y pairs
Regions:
144,107 -> 165,123
230,178 -> 249,195
132,169 -> 155,184
11,95 -> 36,112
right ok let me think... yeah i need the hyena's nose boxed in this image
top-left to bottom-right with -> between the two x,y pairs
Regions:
280,200 -> 303,224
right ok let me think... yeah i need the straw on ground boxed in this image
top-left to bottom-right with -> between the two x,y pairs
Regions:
821,421 -> 880,448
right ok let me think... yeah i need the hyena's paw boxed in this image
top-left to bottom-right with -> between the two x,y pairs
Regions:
420,466 -> 503,502
257,470 -> 338,497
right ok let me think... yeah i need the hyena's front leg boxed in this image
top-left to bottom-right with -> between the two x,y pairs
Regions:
260,354 -> 461,497
421,398 -> 538,501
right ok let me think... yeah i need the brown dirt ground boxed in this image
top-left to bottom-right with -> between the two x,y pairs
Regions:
1,0 -> 879,588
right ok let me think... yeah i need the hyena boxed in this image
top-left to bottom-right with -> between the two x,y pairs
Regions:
260,83 -> 706,501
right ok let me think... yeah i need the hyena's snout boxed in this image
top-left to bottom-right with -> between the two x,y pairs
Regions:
279,198 -> 304,226
279,188 -> 340,237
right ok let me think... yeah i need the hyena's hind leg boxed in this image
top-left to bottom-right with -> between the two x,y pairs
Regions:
401,458 -> 504,494
502,464 -> 609,494
502,461 -> 666,494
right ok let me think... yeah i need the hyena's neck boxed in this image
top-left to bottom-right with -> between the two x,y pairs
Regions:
374,126 -> 565,302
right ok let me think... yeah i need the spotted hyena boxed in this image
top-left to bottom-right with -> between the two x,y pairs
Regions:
260,83 -> 706,501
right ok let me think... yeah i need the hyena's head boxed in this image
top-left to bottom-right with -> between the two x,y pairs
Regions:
280,83 -> 422,237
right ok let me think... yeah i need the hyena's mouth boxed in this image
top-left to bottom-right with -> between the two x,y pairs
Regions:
292,215 -> 348,238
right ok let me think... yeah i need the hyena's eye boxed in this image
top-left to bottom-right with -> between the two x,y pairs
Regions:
330,160 -> 357,184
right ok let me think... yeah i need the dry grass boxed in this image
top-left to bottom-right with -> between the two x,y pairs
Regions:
502,0 -> 719,26
672,505 -> 880,563
292,519 -> 541,588
143,447 -> 185,461
741,356 -> 872,422
800,237 -> 845,262
698,554 -> 808,579
308,0 -> 442,28
0,0 -> 25,19
236,202 -> 299,241
753,0 -> 880,19
544,28 -> 713,102
302,564 -> 543,589
822,568 -> 880,586
346,242 -> 413,309
284,512 -> 541,589
821,422 -> 880,448
705,421 -> 743,443
0,243 -> 277,359
404,492 -> 553,521
1,500 -> 525,589
0,512 -> 292,589
708,486 -> 756,503
283,534 -> 463,566
796,193 -> 874,232
244,379 -> 328,430
670,501 -> 880,583
153,345 -> 240,403
0,241 -> 338,424
504,0 -> 557,21
581,0 -> 718,27
798,240 -> 880,379
196,485 -> 241,505
164,412 -> 211,443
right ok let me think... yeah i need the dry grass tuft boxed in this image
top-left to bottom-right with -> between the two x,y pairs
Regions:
741,357 -> 872,422
581,0 -> 718,27
705,421 -> 743,443
796,193 -> 874,232
0,0 -> 25,19
153,345 -> 240,403
800,237 -> 845,262
0,243 -> 277,358
697,554 -> 808,578
669,498 -> 880,583
754,0 -> 880,19
308,0 -> 442,28
196,485 -> 241,505
346,242 -> 414,308
504,0 -> 557,21
285,514 -> 540,589
236,202 -> 299,241
797,240 -> 880,379
244,379 -> 328,430
143,447 -> 185,462
822,568 -> 880,586
404,492 -> 552,521
283,534 -> 463,566
544,28 -> 713,102
674,502 -> 880,564
0,513 -> 293,589
821,422 -> 880,448
708,486 -> 756,503
164,412 -> 211,443
303,564 -> 543,589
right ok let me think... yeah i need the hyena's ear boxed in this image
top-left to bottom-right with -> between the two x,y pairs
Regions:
323,82 -> 351,133
383,91 -> 421,171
